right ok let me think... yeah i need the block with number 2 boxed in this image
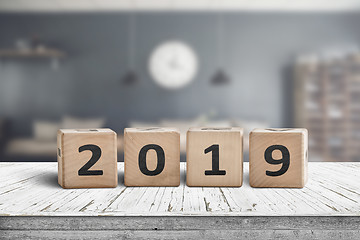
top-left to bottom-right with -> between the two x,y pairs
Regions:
249,128 -> 308,188
57,129 -> 118,189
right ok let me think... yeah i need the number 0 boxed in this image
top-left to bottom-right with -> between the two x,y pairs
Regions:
138,144 -> 165,176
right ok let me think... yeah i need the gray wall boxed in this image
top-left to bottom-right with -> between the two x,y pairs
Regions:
1,12 -> 360,136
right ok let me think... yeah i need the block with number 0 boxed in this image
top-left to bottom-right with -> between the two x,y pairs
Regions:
124,127 -> 180,187
57,129 -> 117,189
249,128 -> 308,188
186,127 -> 244,187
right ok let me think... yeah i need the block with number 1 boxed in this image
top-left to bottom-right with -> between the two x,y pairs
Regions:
57,129 -> 117,189
186,127 -> 243,187
249,128 -> 308,188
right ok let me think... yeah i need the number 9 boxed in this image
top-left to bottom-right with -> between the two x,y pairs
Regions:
264,145 -> 290,177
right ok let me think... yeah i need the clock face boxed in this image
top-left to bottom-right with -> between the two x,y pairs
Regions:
149,41 -> 198,89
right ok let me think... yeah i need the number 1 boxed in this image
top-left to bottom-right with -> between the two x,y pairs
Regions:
204,144 -> 226,175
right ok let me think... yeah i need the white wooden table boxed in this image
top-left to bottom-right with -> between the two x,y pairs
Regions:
0,162 -> 359,239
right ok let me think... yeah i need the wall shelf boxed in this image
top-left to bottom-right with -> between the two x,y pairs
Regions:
0,48 -> 66,59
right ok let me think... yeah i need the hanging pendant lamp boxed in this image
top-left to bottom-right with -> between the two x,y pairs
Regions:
122,11 -> 138,86
211,69 -> 230,85
211,12 -> 230,86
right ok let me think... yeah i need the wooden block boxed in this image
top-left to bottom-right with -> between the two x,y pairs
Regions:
249,128 -> 308,188
186,127 -> 243,187
124,127 -> 180,187
57,128 -> 117,189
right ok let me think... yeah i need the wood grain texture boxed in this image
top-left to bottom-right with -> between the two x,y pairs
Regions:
2,216 -> 360,230
186,127 -> 243,187
250,128 -> 308,188
1,216 -> 360,239
0,162 -> 359,217
1,229 -> 360,240
57,129 -> 117,189
124,128 -> 180,187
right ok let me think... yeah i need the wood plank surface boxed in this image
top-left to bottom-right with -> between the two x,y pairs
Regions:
1,229 -> 360,240
1,216 -> 359,239
0,162 -> 359,217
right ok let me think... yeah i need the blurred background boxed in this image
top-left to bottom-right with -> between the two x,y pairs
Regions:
1,0 -> 360,162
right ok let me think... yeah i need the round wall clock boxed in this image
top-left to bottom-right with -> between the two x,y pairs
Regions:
148,41 -> 198,89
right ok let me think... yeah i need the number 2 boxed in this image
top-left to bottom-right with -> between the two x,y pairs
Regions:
264,145 -> 290,177
204,144 -> 226,175
78,144 -> 103,176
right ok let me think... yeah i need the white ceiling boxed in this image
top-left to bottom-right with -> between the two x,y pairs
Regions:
1,0 -> 360,12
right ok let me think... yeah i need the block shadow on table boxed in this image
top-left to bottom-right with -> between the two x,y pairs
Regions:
37,171 -> 59,188
118,168 -> 124,185
243,170 -> 249,187
35,163 -> 248,188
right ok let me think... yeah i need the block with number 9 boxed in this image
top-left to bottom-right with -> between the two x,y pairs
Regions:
57,129 -> 117,189
249,128 -> 308,188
